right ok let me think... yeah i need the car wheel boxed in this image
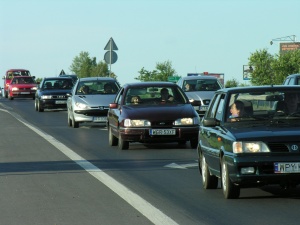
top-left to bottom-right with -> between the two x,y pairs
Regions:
32,96 -> 35,100
67,111 -> 72,127
221,157 -> 240,199
190,138 -> 198,149
5,91 -> 8,98
71,112 -> 79,128
200,153 -> 218,189
118,133 -> 129,150
35,100 -> 38,111
108,126 -> 118,146
37,101 -> 44,112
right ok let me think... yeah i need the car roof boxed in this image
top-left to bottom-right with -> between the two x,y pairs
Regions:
43,77 -> 73,81
286,73 -> 300,78
123,82 -> 178,88
78,77 -> 118,82
6,69 -> 29,72
217,85 -> 300,94
181,75 -> 218,81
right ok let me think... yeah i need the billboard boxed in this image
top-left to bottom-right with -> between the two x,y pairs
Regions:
280,42 -> 300,53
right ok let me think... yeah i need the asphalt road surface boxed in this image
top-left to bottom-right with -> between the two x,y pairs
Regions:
1,96 -> 300,225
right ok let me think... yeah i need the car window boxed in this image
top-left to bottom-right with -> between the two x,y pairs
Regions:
76,80 -> 119,95
183,79 -> 222,92
205,94 -> 221,118
124,86 -> 186,105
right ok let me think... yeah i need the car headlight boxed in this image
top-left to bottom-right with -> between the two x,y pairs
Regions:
75,102 -> 89,109
12,87 -> 19,91
174,117 -> 199,125
124,119 -> 151,127
233,141 -> 270,153
31,87 -> 37,90
41,95 -> 52,99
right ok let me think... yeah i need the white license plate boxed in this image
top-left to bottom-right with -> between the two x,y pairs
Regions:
55,100 -> 67,104
274,162 -> 300,173
93,117 -> 107,122
200,106 -> 208,111
20,92 -> 30,94
149,129 -> 176,135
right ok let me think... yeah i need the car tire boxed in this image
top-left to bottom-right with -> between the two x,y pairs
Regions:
118,133 -> 129,150
67,111 -> 72,127
190,138 -> 198,149
71,115 -> 79,128
35,100 -> 38,111
221,157 -> 240,199
37,101 -> 44,112
108,126 -> 118,146
200,153 -> 218,189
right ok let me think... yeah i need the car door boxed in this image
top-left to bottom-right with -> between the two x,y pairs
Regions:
108,88 -> 124,135
200,93 -> 226,174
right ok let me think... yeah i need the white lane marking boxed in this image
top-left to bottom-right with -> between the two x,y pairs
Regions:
1,108 -> 179,225
164,162 -> 198,169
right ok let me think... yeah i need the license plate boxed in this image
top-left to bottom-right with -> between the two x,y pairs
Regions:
55,100 -> 67,104
149,129 -> 176,135
93,117 -> 107,122
200,106 -> 208,111
274,162 -> 300,173
20,92 -> 30,94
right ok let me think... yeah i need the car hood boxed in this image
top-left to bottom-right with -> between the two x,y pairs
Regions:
121,104 -> 197,120
40,89 -> 71,95
225,122 -> 300,141
185,91 -> 215,101
74,94 -> 116,106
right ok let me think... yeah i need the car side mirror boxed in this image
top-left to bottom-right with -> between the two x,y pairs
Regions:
109,103 -> 118,109
190,100 -> 201,106
202,118 -> 220,127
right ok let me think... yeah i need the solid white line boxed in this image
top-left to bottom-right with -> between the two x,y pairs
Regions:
2,108 -> 179,225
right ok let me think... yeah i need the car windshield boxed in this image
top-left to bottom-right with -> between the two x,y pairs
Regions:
76,80 -> 119,95
124,86 -> 187,105
43,79 -> 73,90
227,90 -> 300,122
12,77 -> 35,84
183,79 -> 222,92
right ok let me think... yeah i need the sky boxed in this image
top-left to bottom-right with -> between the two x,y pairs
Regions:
1,0 -> 300,86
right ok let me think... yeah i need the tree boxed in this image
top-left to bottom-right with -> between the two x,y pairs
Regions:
135,60 -> 176,82
248,49 -> 300,85
69,51 -> 115,78
272,49 -> 300,83
248,49 -> 275,85
225,79 -> 239,88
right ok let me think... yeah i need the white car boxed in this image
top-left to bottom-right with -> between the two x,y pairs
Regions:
67,77 -> 120,128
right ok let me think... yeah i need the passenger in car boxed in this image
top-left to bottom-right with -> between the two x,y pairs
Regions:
229,100 -> 245,121
285,93 -> 300,114
79,85 -> 90,94
160,88 -> 174,103
131,96 -> 141,104
104,83 -> 114,93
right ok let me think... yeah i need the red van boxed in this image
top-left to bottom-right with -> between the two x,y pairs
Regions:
3,69 -> 32,98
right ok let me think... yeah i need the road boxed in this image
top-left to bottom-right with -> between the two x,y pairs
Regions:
1,96 -> 300,225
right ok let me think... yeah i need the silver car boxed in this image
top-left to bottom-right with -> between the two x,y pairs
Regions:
177,75 -> 223,117
67,77 -> 120,128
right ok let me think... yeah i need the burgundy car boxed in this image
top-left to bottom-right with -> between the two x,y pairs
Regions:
107,82 -> 200,150
7,76 -> 37,100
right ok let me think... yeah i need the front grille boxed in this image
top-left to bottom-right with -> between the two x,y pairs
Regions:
151,120 -> 174,127
267,143 -> 290,153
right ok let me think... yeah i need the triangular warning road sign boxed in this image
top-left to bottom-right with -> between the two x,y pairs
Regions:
59,70 -> 66,75
104,37 -> 118,50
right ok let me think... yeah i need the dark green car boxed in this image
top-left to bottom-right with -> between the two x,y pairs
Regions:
198,85 -> 300,199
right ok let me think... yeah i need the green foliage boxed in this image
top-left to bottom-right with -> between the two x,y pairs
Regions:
69,51 -> 114,78
248,49 -> 274,85
248,49 -> 300,85
135,60 -> 176,81
225,79 -> 239,88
